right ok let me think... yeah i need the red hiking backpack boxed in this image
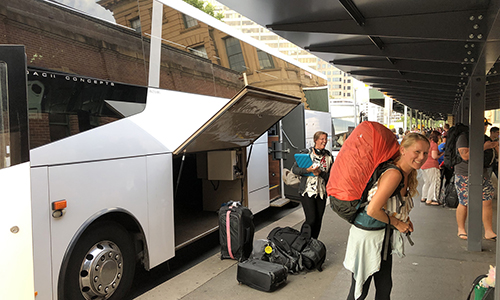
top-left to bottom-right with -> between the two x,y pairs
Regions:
327,121 -> 401,224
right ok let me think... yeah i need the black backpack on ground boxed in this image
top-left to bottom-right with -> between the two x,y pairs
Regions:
267,224 -> 326,272
301,238 -> 327,271
443,123 -> 469,169
439,173 -> 459,208
266,226 -> 306,273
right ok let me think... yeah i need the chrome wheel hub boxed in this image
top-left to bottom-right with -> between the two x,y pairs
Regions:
79,241 -> 123,300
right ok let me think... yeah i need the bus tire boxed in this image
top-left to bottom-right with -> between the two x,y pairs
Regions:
63,221 -> 136,300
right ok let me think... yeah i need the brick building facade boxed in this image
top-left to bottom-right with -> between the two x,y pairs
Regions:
0,0 -> 243,97
97,0 -> 327,103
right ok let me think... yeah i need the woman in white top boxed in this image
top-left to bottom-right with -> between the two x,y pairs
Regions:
344,133 -> 430,300
292,131 -> 333,239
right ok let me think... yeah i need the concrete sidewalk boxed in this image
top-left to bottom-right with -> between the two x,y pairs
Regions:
136,182 -> 497,300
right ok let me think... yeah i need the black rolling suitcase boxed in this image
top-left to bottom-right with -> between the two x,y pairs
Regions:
219,201 -> 255,261
237,259 -> 288,292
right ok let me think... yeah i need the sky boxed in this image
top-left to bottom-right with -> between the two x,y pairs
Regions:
54,0 -> 115,22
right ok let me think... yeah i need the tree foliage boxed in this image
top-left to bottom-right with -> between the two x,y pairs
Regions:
183,0 -> 224,20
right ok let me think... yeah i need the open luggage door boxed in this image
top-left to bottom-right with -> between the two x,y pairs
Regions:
173,86 -> 301,155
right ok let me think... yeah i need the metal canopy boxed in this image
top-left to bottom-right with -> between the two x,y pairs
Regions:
217,0 -> 500,119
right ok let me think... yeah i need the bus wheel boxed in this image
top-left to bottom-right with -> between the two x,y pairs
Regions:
63,221 -> 136,300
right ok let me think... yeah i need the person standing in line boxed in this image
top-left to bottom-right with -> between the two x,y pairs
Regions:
292,131 -> 333,239
421,131 -> 442,206
438,132 -> 447,166
455,119 -> 497,240
344,133 -> 430,300
443,123 -> 450,135
490,126 -> 499,142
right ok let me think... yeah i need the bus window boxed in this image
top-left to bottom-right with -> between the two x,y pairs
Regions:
27,68 -> 147,149
0,52 -> 29,167
0,62 -> 10,168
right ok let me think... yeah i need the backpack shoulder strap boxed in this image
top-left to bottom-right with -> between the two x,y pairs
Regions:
371,161 -> 405,197
358,161 -> 402,210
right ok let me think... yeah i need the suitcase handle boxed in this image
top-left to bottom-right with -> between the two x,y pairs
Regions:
226,210 -> 235,259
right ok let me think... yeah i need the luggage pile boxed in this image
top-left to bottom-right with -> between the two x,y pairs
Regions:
219,201 -> 327,292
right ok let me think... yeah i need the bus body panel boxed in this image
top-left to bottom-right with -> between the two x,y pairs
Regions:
31,166 -> 53,300
0,162 -> 35,300
129,89 -> 230,154
30,88 -> 230,167
47,157 -> 150,296
30,118 -> 168,167
247,133 -> 270,214
146,153 -> 175,268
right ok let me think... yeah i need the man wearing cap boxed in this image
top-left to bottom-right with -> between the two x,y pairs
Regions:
455,118 -> 498,240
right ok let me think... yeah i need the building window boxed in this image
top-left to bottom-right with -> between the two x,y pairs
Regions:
347,93 -> 351,97
332,77 -> 342,82
257,50 -> 275,69
130,17 -> 141,33
347,79 -> 351,83
189,45 -> 208,59
347,86 -> 351,90
183,14 -> 198,29
224,37 -> 247,72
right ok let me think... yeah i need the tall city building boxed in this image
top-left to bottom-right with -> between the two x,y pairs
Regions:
211,1 -> 354,99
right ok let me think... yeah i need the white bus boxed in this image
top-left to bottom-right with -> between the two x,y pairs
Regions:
0,45 -> 302,300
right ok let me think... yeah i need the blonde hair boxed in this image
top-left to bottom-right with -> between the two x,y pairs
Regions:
395,132 -> 430,197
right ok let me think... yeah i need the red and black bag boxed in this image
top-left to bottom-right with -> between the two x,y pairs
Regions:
327,121 -> 400,224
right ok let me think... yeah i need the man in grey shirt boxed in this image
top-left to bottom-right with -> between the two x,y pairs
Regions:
455,120 -> 498,240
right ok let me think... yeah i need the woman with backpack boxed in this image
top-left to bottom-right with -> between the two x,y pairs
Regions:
344,133 -> 430,300
292,131 -> 333,239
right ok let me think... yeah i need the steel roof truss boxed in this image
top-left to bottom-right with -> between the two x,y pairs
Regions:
267,10 -> 488,41
367,80 -> 458,92
351,70 -> 460,85
332,58 -> 471,76
308,40 -> 482,63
